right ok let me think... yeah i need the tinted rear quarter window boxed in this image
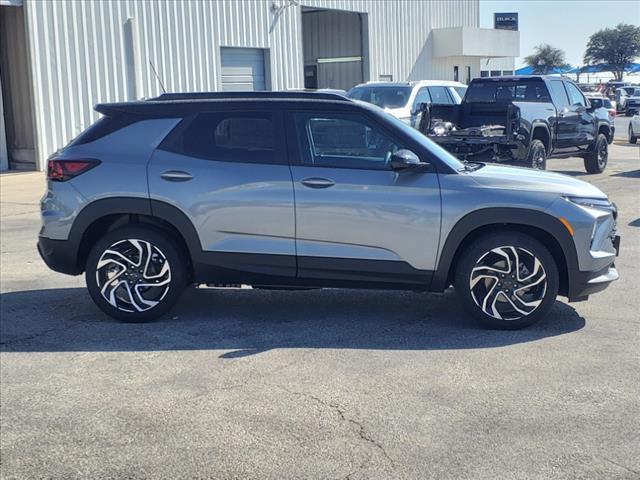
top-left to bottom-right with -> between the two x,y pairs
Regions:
67,114 -> 139,146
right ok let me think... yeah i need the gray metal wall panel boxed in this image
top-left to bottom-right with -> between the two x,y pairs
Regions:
21,0 -> 481,170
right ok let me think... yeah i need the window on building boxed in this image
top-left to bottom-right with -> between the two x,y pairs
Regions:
453,66 -> 459,82
379,74 -> 393,81
164,112 -> 277,163
502,70 -> 514,76
294,113 -> 399,170
490,70 -> 501,77
481,70 -> 490,78
465,66 -> 471,84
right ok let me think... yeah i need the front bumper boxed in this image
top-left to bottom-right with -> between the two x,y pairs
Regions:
568,234 -> 620,301
38,236 -> 82,275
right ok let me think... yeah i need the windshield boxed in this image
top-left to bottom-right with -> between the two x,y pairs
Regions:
465,80 -> 550,103
347,86 -> 412,109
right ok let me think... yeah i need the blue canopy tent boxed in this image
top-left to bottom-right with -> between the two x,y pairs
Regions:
514,65 -> 573,75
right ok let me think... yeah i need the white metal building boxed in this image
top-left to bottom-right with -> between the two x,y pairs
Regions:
0,0 -> 518,171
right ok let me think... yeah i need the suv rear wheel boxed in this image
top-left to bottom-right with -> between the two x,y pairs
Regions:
583,133 -> 608,174
85,226 -> 187,322
454,232 -> 559,329
526,139 -> 547,170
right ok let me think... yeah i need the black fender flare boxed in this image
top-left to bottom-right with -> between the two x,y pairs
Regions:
66,197 -> 203,272
529,122 -> 552,152
430,207 -> 579,292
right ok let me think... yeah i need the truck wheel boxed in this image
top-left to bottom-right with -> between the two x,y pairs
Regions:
526,140 -> 547,170
629,124 -> 638,144
584,133 -> 608,174
85,225 -> 187,322
454,232 -> 559,330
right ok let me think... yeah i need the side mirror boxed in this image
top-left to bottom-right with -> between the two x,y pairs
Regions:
390,149 -> 429,172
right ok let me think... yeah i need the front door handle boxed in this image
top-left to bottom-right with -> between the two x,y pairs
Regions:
160,170 -> 193,182
301,177 -> 335,189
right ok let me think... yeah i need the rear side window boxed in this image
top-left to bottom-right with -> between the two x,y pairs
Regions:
163,112 -> 277,163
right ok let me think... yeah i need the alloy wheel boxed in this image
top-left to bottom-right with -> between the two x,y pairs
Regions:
95,239 -> 171,312
532,153 -> 545,170
598,140 -> 608,169
469,246 -> 547,321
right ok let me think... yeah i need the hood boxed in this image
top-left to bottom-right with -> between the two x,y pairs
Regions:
384,107 -> 410,119
468,164 -> 608,199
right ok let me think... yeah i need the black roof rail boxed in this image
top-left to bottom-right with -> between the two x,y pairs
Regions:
95,91 -> 354,116
152,91 -> 350,102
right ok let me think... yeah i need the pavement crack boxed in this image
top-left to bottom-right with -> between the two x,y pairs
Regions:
598,456 -> 640,475
267,383 -> 396,477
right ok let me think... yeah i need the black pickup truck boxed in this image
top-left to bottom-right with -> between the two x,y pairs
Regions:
419,76 -> 613,173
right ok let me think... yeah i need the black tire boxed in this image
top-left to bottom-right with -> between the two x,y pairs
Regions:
85,225 -> 187,322
629,125 -> 638,144
525,139 -> 547,170
583,133 -> 608,174
454,232 -> 559,330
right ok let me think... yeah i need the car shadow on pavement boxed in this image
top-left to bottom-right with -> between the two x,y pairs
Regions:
0,287 -> 585,356
611,169 -> 640,178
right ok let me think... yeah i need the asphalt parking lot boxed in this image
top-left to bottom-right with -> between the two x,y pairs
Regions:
1,116 -> 638,479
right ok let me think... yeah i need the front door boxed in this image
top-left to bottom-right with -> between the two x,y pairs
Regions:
148,110 -> 296,278
286,111 -> 441,286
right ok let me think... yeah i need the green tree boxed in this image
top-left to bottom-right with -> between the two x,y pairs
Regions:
524,44 -> 570,74
584,23 -> 640,81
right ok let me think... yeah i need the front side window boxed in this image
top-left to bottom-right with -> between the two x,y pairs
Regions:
168,112 -> 276,163
412,88 -> 432,111
346,86 -> 412,109
294,113 -> 399,170
549,80 -> 570,107
565,82 -> 586,107
428,86 -> 454,105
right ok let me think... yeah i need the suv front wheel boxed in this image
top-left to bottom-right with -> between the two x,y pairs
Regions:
454,232 -> 559,329
85,226 -> 187,322
583,133 -> 608,174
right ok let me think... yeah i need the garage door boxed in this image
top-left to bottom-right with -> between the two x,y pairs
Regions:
220,47 -> 267,91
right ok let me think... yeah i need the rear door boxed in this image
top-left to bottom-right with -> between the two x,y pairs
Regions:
285,109 -> 441,286
548,79 -> 576,150
564,81 -> 596,147
148,108 -> 296,277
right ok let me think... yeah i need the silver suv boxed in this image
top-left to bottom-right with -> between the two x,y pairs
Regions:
38,92 -> 620,329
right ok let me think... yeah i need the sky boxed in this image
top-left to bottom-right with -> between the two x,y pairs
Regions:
480,0 -> 640,68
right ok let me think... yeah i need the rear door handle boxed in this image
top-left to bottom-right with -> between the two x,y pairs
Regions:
301,177 -> 335,189
160,170 -> 193,182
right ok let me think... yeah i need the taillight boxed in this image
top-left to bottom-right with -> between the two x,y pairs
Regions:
47,159 -> 100,182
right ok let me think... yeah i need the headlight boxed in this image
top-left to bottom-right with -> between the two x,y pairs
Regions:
565,196 -> 613,211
